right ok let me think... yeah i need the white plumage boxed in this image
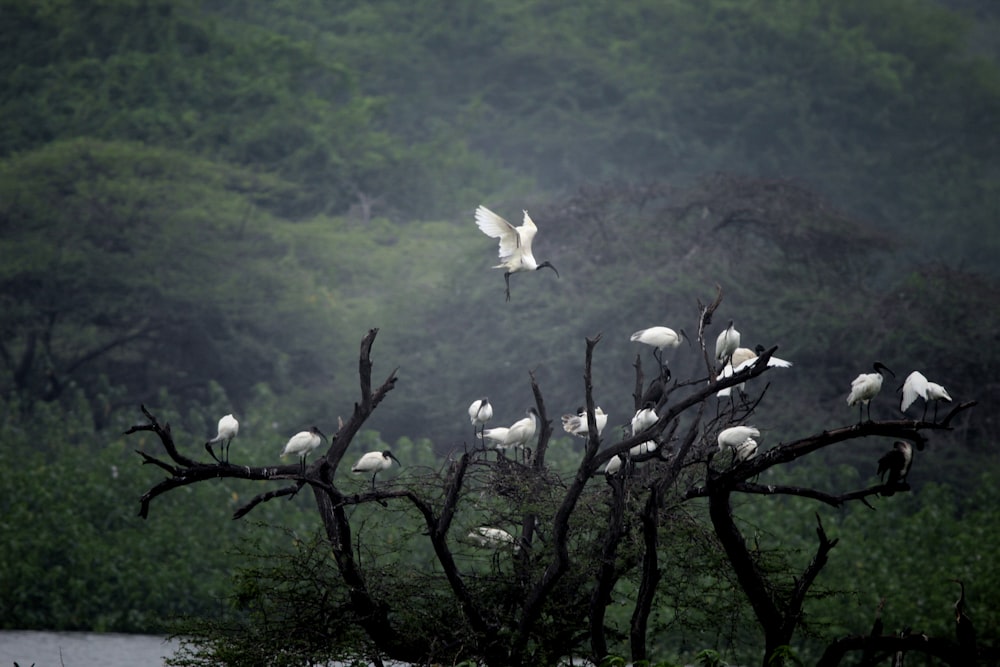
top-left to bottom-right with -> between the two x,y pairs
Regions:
562,406 -> 608,438
487,408 -> 538,461
475,205 -> 559,301
280,426 -> 326,473
352,449 -> 401,491
631,403 -> 658,435
847,362 -> 895,423
205,413 -> 239,463
900,371 -> 952,419
717,425 -> 761,451
716,346 -> 793,397
469,397 -> 493,426
604,454 -> 623,476
733,438 -> 758,462
468,526 -> 519,551
715,320 -> 741,364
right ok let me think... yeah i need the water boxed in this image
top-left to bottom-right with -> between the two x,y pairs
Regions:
0,630 -> 179,667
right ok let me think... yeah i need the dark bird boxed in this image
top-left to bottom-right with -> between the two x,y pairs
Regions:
952,579 -> 977,661
877,440 -> 913,496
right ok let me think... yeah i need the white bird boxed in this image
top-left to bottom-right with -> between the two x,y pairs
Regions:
733,437 -> 758,462
716,345 -> 793,397
900,371 -> 952,420
468,526 -> 519,551
877,440 -> 913,496
629,440 -> 658,457
352,449 -> 401,491
630,326 -> 687,372
631,403 -> 658,435
498,408 -> 539,462
604,454 -> 623,476
280,426 -> 326,474
475,205 -> 559,302
717,425 -> 761,451
468,397 -> 493,440
205,413 -> 239,464
847,362 -> 895,423
562,406 -> 608,438
715,320 -> 741,365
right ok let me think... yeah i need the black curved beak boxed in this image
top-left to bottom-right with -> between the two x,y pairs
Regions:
539,261 -> 559,277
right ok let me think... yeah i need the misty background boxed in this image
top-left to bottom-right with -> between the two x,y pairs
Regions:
1,0 -> 998,649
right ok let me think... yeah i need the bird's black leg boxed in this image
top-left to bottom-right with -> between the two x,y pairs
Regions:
504,272 -> 512,302
371,473 -> 377,493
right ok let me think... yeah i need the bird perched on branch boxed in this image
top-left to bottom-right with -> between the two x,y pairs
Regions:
630,326 -> 687,377
468,526 -> 519,551
900,370 -> 952,420
876,440 -> 913,496
475,205 -> 559,302
717,425 -> 760,464
631,402 -> 658,435
352,450 -> 401,491
562,406 -> 608,438
847,362 -> 895,423
716,345 -> 793,397
715,320 -> 741,366
205,413 -> 239,464
489,408 -> 539,463
468,397 -> 493,440
280,426 -> 326,474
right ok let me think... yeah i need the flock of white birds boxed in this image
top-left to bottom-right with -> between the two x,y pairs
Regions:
202,205 -> 954,552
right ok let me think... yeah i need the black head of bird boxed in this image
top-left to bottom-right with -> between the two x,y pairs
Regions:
536,260 -> 559,277
873,362 -> 895,378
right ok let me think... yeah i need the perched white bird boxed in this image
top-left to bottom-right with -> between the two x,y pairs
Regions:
604,454 -> 623,476
280,426 -> 326,473
468,397 -> 493,439
715,320 -> 741,365
630,326 -> 686,372
562,406 -> 608,438
716,345 -> 793,397
205,413 -> 239,464
900,371 -> 952,420
877,440 -> 913,496
629,440 -> 658,457
497,408 -> 539,462
717,425 -> 761,451
475,205 -> 559,302
733,437 -> 758,462
352,450 -> 401,491
631,403 -> 658,435
479,426 -> 509,445
847,362 -> 895,423
468,526 -> 519,551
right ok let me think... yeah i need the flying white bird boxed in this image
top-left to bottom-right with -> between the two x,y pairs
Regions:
715,320 -> 741,365
352,449 -> 401,491
877,440 -> 913,496
847,362 -> 895,423
205,413 -> 239,464
900,371 -> 952,420
631,403 -> 658,435
468,526 -> 519,551
475,205 -> 559,302
280,426 -> 326,473
468,397 -> 493,439
716,345 -> 793,397
562,406 -> 608,438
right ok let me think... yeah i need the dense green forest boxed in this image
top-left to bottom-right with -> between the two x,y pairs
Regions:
1,0 -> 998,664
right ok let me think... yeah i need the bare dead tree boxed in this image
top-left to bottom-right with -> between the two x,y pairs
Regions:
130,320 -> 981,667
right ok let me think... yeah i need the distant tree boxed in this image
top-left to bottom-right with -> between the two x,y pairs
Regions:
132,320 -> 981,666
